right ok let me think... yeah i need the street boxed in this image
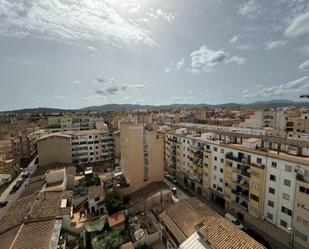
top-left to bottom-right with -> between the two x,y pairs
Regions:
0,157 -> 37,219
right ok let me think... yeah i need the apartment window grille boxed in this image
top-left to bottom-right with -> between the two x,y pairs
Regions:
284,179 -> 291,187
282,193 -> 290,201
268,200 -> 274,207
295,230 -> 308,241
281,206 -> 292,216
267,213 -> 273,220
269,187 -> 275,194
280,220 -> 288,228
270,175 -> 276,181
285,165 -> 292,172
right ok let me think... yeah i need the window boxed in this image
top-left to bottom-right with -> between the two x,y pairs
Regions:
267,213 -> 273,220
214,166 -> 217,170
220,158 -> 224,163
280,220 -> 288,228
250,194 -> 259,202
268,200 -> 274,207
282,193 -> 290,201
299,186 -> 306,193
269,187 -> 275,194
214,156 -> 217,161
271,161 -> 277,168
281,206 -> 292,216
284,179 -> 291,187
213,147 -> 217,152
94,197 -> 100,202
285,165 -> 292,172
257,157 -> 262,164
270,174 -> 276,181
220,168 -> 224,173
295,230 -> 308,242
219,178 -> 223,183
297,216 -> 302,222
221,148 -> 224,153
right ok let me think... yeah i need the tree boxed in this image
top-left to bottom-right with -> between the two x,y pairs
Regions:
93,230 -> 127,249
137,243 -> 153,249
106,191 -> 124,214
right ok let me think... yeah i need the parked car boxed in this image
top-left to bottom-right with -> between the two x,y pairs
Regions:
225,213 -> 244,230
21,172 -> 30,179
0,201 -> 8,208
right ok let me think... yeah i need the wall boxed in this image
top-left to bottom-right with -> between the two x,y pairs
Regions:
37,135 -> 72,166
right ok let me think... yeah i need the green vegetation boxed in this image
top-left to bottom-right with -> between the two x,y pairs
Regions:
92,230 -> 128,249
73,174 -> 101,198
137,243 -> 153,249
105,191 -> 124,214
85,174 -> 101,187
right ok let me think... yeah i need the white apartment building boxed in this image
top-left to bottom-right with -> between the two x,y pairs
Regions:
69,130 -> 114,165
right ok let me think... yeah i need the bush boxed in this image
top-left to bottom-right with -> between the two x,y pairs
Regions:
106,191 -> 124,214
93,230 -> 128,249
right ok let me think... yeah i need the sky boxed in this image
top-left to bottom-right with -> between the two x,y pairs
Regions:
0,0 -> 309,111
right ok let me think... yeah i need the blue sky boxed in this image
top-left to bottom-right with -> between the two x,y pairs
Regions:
0,0 -> 309,110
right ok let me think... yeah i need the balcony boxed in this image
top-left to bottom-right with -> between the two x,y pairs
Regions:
225,153 -> 242,162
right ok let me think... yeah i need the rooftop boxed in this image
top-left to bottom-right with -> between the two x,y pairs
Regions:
160,198 -> 220,244
87,185 -> 105,200
197,216 -> 266,249
127,182 -> 170,207
38,133 -> 71,141
108,211 -> 125,227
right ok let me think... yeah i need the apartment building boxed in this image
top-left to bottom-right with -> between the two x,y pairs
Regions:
48,114 -> 106,132
293,173 -> 309,248
70,130 -> 114,165
164,127 -> 309,248
38,130 -> 114,166
120,122 -> 164,195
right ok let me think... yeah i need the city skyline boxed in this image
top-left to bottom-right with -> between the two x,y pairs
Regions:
1,0 -> 309,110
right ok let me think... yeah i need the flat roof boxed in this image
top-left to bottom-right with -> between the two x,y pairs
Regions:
108,211 -> 125,227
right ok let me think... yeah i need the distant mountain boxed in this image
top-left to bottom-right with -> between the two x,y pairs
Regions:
1,99 -> 309,113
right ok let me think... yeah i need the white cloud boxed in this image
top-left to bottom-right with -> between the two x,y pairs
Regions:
284,11 -> 309,38
0,0 -> 155,46
238,0 -> 261,19
299,60 -> 309,71
235,44 -> 255,50
53,95 -> 66,99
265,40 -> 287,50
71,80 -> 83,85
189,45 -> 246,72
229,35 -> 239,43
242,76 -> 309,99
147,8 -> 175,22
176,58 -> 185,70
164,68 -> 171,73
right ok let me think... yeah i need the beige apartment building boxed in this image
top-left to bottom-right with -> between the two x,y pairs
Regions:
37,133 -> 72,166
120,122 -> 164,195
164,126 -> 309,249
293,175 -> 309,248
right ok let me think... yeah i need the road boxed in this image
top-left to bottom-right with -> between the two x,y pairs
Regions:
0,157 -> 37,219
164,178 -> 190,199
